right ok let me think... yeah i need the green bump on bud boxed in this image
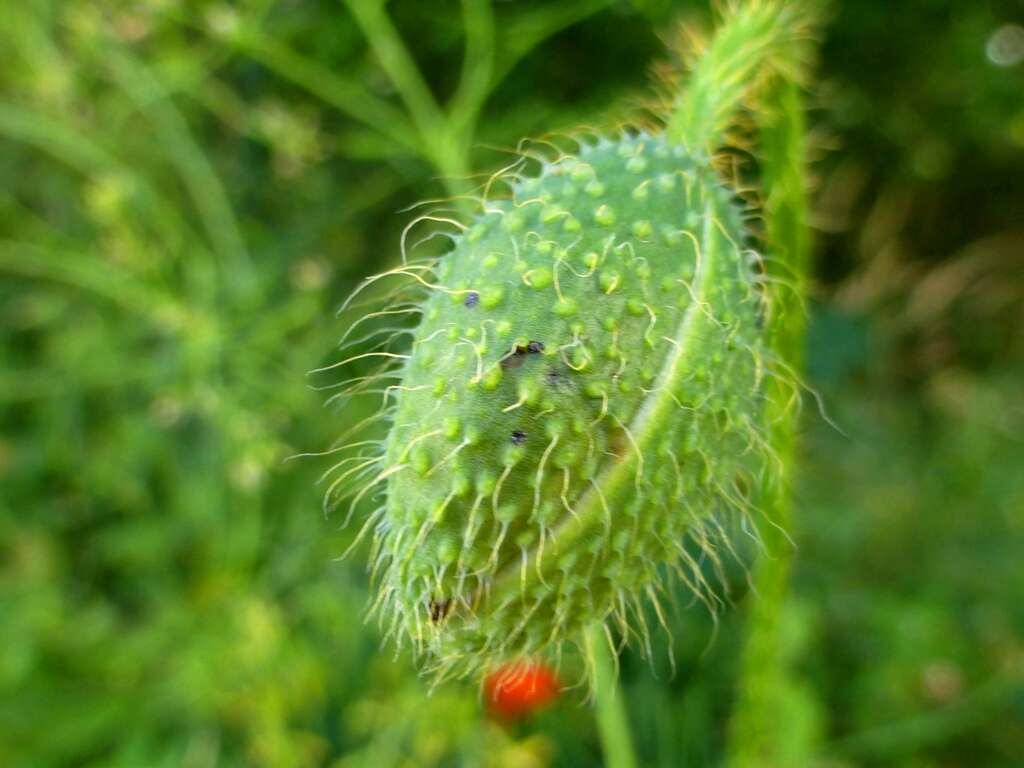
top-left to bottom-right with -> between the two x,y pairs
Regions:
481,364 -> 503,391
541,205 -> 564,224
502,211 -> 525,232
528,266 -> 553,289
632,219 -> 653,239
626,155 -> 648,174
570,345 -> 592,370
599,270 -> 622,294
476,471 -> 497,495
517,379 -> 542,406
554,297 -> 578,317
480,286 -> 505,309
410,446 -> 431,477
571,163 -> 594,182
452,472 -> 471,497
335,132 -> 773,681
594,204 -> 615,226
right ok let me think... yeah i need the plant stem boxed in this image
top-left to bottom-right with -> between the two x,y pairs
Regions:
226,24 -> 419,153
664,4 -> 818,761
726,75 -> 812,768
588,624 -> 638,768
343,0 -> 471,198
342,0 -> 446,142
448,0 -> 495,145
666,0 -> 812,152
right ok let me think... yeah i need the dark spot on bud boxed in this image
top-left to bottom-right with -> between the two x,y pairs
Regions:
464,291 -> 480,308
510,430 -> 527,445
607,427 -> 629,460
501,349 -> 526,370
500,340 -> 544,369
429,598 -> 452,623
544,368 -> 574,393
734,472 -> 750,499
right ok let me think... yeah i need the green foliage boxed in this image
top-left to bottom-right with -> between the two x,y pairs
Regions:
1,1 -> 1022,766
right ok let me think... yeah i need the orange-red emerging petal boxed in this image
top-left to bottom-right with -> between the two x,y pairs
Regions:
484,661 -> 561,719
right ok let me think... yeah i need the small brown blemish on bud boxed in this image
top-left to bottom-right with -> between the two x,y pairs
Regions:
500,340 -> 545,369
429,598 -> 453,623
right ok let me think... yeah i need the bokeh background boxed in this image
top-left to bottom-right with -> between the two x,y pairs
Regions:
2,1 -> 1022,766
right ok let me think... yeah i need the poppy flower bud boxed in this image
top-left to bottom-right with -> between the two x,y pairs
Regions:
331,132 -> 772,680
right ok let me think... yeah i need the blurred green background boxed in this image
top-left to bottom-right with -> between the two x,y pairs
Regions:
1,1 -> 1022,766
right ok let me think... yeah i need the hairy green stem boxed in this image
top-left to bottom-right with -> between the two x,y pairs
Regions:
663,3 -> 817,762
589,624 -> 638,768
726,76 -> 812,767
666,0 -> 811,152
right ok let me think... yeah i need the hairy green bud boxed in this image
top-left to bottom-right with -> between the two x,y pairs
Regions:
328,131 -> 778,679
